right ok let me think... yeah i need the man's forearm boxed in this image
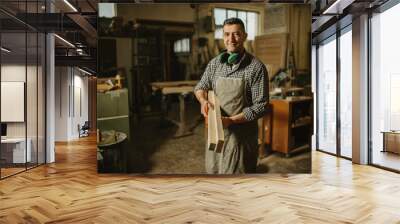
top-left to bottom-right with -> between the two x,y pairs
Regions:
195,90 -> 253,126
242,102 -> 268,122
222,112 -> 248,128
230,112 -> 247,124
195,89 -> 208,104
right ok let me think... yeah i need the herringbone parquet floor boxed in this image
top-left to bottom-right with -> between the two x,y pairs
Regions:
0,136 -> 399,223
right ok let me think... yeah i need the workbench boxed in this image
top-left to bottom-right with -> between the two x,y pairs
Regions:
149,80 -> 199,138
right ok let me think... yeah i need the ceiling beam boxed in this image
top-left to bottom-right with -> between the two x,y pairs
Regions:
67,13 -> 97,44
55,55 -> 96,69
322,0 -> 356,15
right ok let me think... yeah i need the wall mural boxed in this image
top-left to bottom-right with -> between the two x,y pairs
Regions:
97,3 -> 312,174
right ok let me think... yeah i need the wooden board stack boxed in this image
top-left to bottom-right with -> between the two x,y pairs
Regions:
207,91 -> 224,153
254,33 -> 288,80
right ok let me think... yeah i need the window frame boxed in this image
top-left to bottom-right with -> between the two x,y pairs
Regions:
173,37 -> 191,54
213,7 -> 259,40
368,1 -> 400,173
314,23 -> 353,161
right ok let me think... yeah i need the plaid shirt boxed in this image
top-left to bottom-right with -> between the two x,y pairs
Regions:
194,52 -> 269,121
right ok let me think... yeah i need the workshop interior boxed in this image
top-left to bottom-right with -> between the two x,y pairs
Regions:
0,0 -> 399,178
97,3 -> 312,174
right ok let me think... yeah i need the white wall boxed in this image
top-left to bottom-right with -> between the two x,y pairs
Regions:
1,63 -> 46,164
1,65 -> 26,140
72,72 -> 89,138
55,67 -> 89,141
55,66 -> 69,141
1,64 -> 26,81
1,65 -> 40,137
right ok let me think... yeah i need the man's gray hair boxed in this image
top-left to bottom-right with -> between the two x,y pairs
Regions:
223,17 -> 246,33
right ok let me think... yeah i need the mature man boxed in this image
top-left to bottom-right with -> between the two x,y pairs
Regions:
194,18 -> 269,174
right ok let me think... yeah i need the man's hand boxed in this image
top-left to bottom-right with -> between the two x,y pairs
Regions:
221,116 -> 233,128
200,99 -> 214,118
221,113 -> 247,128
195,90 -> 214,118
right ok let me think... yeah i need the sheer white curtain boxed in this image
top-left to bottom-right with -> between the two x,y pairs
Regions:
340,29 -> 352,158
317,36 -> 337,154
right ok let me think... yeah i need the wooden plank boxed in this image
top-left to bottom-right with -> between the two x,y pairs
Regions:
207,98 -> 216,151
254,33 -> 288,79
213,92 -> 224,153
161,86 -> 194,95
207,91 -> 224,153
284,96 -> 313,102
150,80 -> 198,89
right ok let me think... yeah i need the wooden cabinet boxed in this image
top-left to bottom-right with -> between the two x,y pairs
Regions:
264,97 -> 312,157
382,131 -> 400,154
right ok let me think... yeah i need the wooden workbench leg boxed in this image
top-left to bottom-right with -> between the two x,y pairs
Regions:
173,94 -> 192,138
160,95 -> 167,127
179,94 -> 185,134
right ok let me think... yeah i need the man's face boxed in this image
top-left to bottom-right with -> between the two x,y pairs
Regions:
223,24 -> 247,53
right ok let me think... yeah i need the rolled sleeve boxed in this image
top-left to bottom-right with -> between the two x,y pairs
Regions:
194,60 -> 215,92
242,65 -> 269,121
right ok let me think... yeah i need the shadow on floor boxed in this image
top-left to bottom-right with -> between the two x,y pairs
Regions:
126,98 -> 311,174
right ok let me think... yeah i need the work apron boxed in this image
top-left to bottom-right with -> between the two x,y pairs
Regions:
205,76 -> 258,174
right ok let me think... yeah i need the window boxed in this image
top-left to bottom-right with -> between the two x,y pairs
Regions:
99,3 -> 116,18
370,2 -> 400,171
315,24 -> 353,159
213,8 -> 259,40
390,74 -> 400,130
0,2 -> 46,179
173,38 -> 190,53
317,35 -> 337,155
339,27 -> 352,158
